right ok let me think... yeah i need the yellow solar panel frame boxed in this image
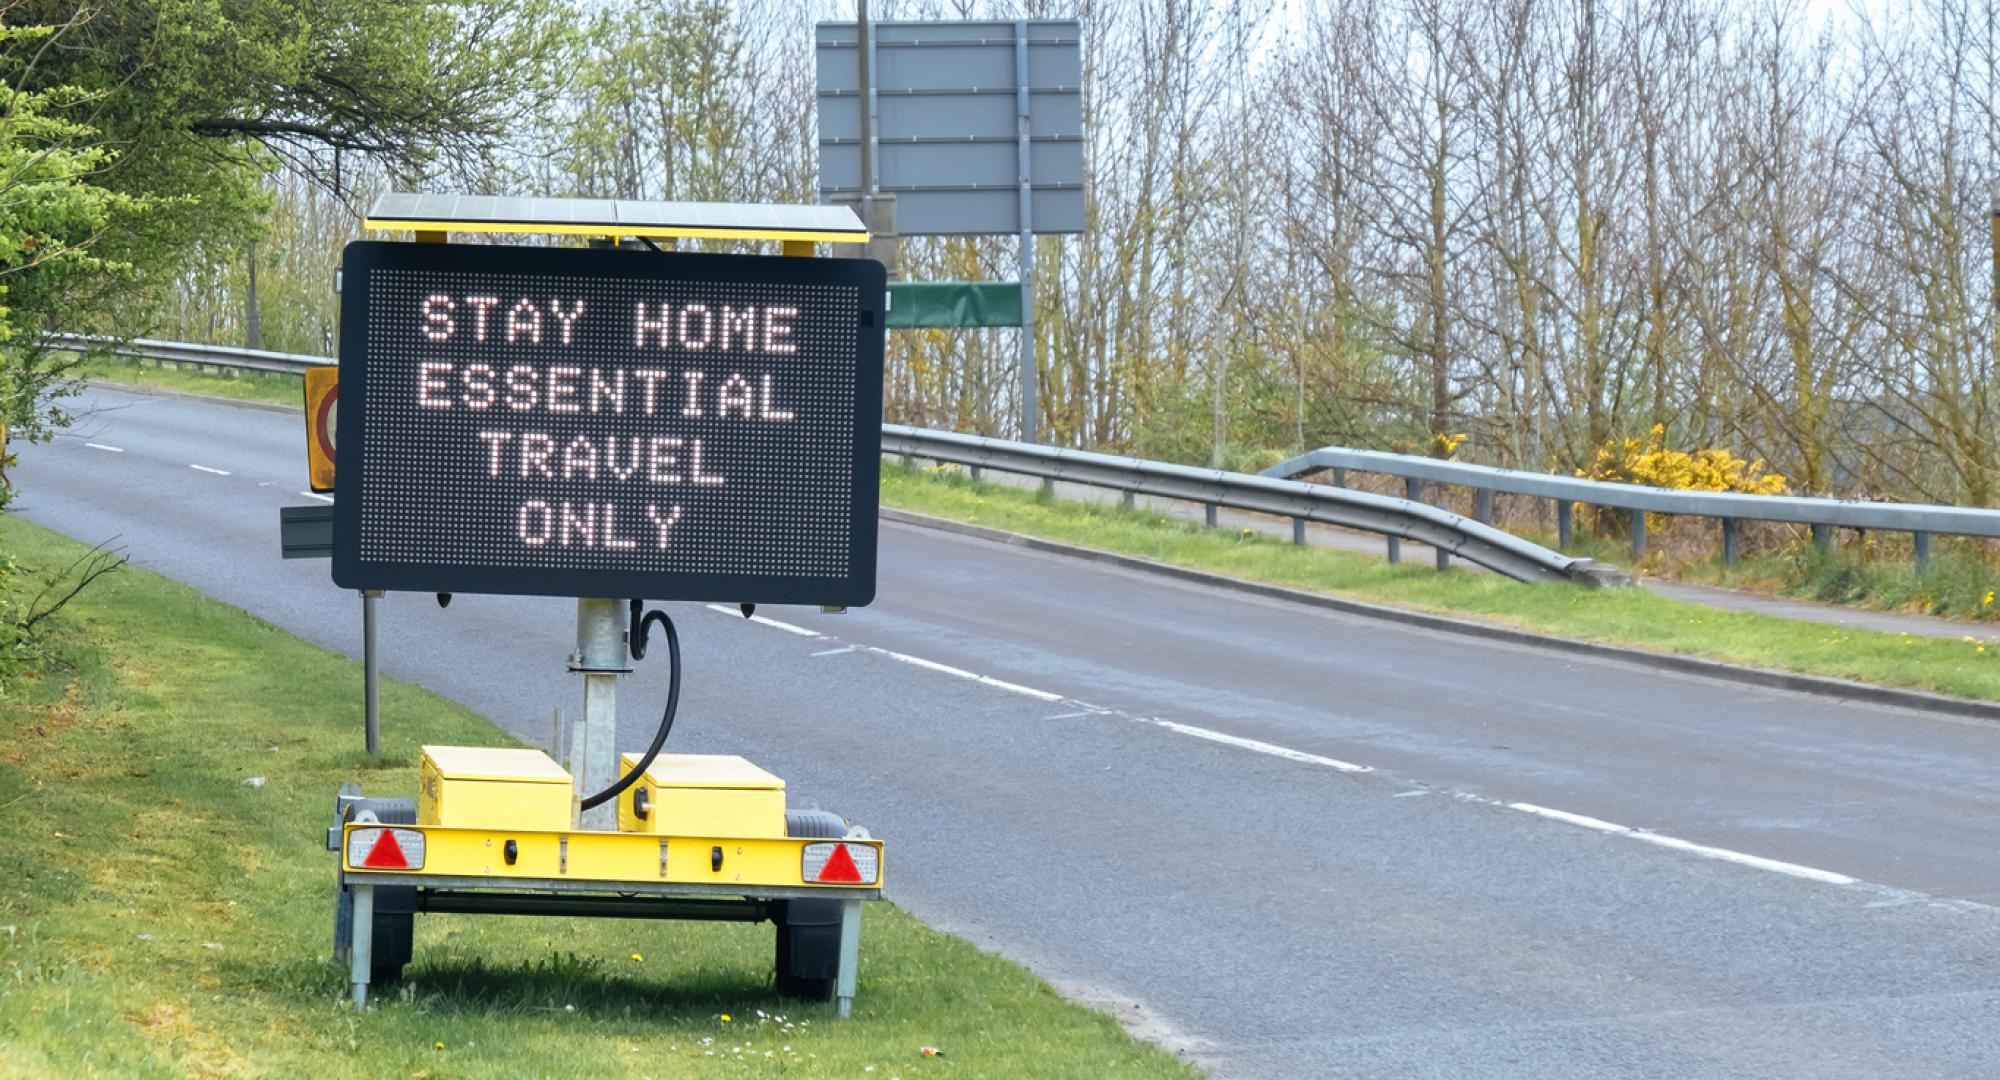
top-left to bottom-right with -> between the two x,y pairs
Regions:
362,193 -> 869,244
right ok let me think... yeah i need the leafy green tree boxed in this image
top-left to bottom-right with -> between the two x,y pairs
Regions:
0,0 -> 575,506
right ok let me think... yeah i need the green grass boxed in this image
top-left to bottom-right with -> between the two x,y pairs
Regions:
0,515 -> 1191,1079
1681,544 -> 2000,623
880,462 -> 2000,703
75,354 -> 304,408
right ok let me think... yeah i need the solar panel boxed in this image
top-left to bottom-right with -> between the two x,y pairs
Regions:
363,193 -> 869,243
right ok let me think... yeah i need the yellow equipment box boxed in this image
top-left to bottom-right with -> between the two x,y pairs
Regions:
616,753 -> 788,838
419,745 -> 573,830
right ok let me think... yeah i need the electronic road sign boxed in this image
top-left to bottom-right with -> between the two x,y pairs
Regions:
331,241 -> 887,605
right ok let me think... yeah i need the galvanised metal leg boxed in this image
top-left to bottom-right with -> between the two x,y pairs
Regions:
1556,500 -> 1572,549
1435,545 -> 1449,572
1721,518 -> 1739,565
1630,509 -> 1647,559
1292,517 -> 1306,546
1914,530 -> 1931,569
349,883 -> 375,1012
1475,488 -> 1493,525
362,592 -> 380,757
1204,503 -> 1217,528
1121,490 -> 1135,511
835,899 -> 862,1019
1387,536 -> 1401,564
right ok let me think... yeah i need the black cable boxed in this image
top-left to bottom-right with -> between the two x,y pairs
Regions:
577,600 -> 681,812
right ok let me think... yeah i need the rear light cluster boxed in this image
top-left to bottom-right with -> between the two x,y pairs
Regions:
348,826 -> 426,870
802,841 -> 878,885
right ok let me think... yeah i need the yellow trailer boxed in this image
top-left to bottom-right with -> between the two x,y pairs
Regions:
318,194 -> 888,1016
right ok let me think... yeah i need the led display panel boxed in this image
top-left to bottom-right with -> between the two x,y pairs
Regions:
331,241 -> 886,605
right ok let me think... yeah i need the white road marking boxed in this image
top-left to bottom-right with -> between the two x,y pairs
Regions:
1393,789 -> 1430,798
299,491 -> 334,503
1508,802 -> 1628,833
973,674 -> 1065,701
1043,710 -> 1097,720
1626,831 -> 1859,885
1508,802 -> 1857,884
883,650 -> 979,679
876,649 -> 1066,701
85,443 -> 123,453
1151,719 -> 1372,773
702,604 -> 820,637
189,464 -> 230,476
810,646 -> 857,657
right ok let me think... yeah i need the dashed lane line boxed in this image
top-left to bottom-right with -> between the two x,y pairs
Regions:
1507,802 -> 1858,884
702,604 -> 821,637
708,593 -> 1902,897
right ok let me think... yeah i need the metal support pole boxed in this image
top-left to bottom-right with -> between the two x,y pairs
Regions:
969,465 -> 982,483
1387,536 -> 1401,564
1204,503 -> 1218,528
1331,467 -> 1348,488
349,883 -> 375,1012
1404,477 -> 1422,504
1038,477 -> 1054,499
1721,518 -> 1740,566
1014,20 -> 1038,443
836,898 -> 863,1019
361,591 -> 381,756
1121,490 -> 1135,511
1435,544 -> 1450,572
570,598 -> 628,831
1292,517 -> 1306,546
1475,488 -> 1493,525
1630,510 -> 1647,559
1811,523 -> 1832,553
858,1 -> 875,221
1556,500 -> 1573,549
1915,529 -> 1932,569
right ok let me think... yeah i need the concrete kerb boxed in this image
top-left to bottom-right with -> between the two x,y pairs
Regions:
880,506 -> 2000,725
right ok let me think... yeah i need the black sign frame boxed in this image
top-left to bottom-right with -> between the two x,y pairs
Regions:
331,240 -> 886,606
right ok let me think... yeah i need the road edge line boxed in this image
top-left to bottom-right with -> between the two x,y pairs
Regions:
879,507 -> 2000,724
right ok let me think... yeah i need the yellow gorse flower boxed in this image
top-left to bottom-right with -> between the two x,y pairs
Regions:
1579,424 -> 1788,496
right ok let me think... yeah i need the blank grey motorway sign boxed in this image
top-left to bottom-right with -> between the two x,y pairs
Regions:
816,20 -> 1083,236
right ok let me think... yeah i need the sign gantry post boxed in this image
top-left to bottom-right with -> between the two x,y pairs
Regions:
815,18 -> 1084,442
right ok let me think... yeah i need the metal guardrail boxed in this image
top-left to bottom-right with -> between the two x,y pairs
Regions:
51,332 -> 323,376
1265,446 -> 2000,565
73,333 -> 1600,585
884,426 -> 1603,584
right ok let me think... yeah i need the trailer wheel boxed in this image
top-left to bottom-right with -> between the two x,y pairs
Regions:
775,811 -> 847,1001
336,797 -> 419,984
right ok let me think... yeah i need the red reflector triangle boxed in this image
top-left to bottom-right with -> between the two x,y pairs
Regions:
817,843 -> 863,883
363,830 -> 409,869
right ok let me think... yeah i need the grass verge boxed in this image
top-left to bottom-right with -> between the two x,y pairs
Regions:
74,355 -> 303,408
0,515 -> 1190,1079
879,462 -> 2000,703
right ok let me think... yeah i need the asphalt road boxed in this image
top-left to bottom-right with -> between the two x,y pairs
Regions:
16,385 -> 2000,1078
